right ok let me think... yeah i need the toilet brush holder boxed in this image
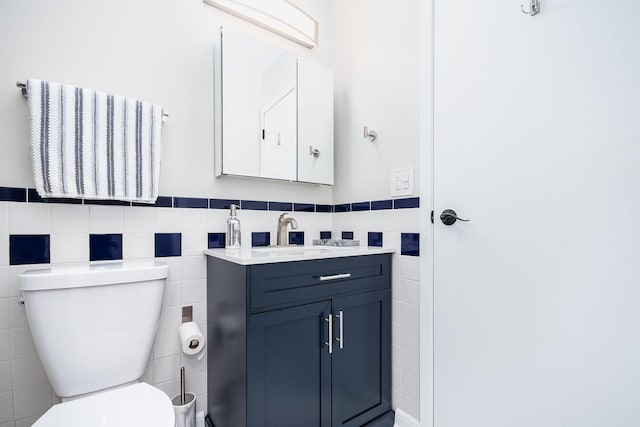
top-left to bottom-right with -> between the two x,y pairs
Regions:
172,392 -> 196,427
172,367 -> 196,427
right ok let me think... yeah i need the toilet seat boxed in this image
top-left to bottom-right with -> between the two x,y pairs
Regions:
32,382 -> 175,427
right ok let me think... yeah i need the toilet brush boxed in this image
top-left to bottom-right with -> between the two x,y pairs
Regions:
180,366 -> 186,405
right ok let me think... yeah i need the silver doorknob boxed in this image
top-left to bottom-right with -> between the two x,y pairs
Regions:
440,209 -> 470,226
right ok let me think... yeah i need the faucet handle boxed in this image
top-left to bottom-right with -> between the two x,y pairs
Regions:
278,212 -> 289,221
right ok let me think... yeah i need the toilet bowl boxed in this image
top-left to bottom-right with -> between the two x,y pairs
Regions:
18,261 -> 175,427
32,383 -> 174,427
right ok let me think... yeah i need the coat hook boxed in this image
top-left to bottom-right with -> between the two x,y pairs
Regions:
364,126 -> 377,142
521,0 -> 540,16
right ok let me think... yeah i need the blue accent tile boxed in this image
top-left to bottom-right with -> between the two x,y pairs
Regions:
342,231 -> 354,240
84,199 -> 132,206
210,199 -> 241,210
0,187 -> 27,202
208,232 -> 226,249
252,232 -> 271,247
334,203 -> 351,213
289,231 -> 305,245
9,235 -> 50,265
133,196 -> 173,208
90,234 -> 123,261
27,189 -> 82,204
401,233 -> 420,256
371,199 -> 393,211
294,203 -> 314,212
394,197 -> 420,209
351,201 -> 370,212
174,197 -> 208,209
155,233 -> 182,257
315,204 -> 333,213
368,232 -> 383,247
320,231 -> 332,239
269,201 -> 293,211
241,200 -> 267,211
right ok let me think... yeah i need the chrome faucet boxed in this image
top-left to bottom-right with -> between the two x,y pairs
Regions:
276,213 -> 299,246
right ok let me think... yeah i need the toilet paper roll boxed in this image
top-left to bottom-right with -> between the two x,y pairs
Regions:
179,322 -> 205,356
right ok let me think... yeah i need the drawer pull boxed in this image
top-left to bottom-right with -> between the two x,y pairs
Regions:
319,273 -> 351,281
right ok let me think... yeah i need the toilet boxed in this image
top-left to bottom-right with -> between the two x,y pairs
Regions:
18,261 -> 175,427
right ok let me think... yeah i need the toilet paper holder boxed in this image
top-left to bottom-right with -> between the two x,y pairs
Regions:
182,306 -> 193,323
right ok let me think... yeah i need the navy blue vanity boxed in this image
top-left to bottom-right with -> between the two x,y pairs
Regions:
205,247 -> 394,427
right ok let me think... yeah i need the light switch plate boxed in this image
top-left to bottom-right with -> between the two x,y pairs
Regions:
390,167 -> 414,196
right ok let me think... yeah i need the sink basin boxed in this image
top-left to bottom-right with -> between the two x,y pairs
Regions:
252,246 -> 353,255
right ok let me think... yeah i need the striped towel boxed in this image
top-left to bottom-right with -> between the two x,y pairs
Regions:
27,79 -> 163,203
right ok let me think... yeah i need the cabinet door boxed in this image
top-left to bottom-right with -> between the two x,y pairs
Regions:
332,290 -> 392,427
248,301 -> 332,427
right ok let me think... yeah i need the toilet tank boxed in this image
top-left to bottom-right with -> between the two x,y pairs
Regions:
18,261 -> 169,398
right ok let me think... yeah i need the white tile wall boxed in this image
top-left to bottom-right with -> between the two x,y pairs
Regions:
0,200 -> 422,425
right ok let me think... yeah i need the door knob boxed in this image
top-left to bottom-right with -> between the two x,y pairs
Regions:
440,209 -> 470,225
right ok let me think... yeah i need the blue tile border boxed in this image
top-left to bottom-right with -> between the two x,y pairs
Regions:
315,204 -> 333,213
252,232 -> 270,247
1,186 -> 420,213
174,197 -> 208,209
0,187 -> 27,202
320,231 -> 332,239
394,197 -> 420,209
371,199 -> 393,210
269,201 -> 293,211
293,203 -> 314,212
155,233 -> 182,257
90,234 -> 123,261
351,201 -> 370,212
342,231 -> 354,240
9,235 -> 50,265
401,233 -> 420,256
211,199 -> 241,210
334,203 -> 351,213
208,232 -> 226,249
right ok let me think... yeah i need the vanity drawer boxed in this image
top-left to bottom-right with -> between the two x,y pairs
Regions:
249,254 -> 390,310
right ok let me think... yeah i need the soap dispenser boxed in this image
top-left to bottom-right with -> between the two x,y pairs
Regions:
226,204 -> 241,249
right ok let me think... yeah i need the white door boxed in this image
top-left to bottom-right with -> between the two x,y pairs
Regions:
261,88 -> 297,180
434,2 -> 640,426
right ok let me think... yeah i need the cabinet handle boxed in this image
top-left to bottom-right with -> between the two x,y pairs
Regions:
335,310 -> 344,350
319,273 -> 351,281
324,314 -> 333,354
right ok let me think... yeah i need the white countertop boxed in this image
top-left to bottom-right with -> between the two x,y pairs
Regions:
203,245 -> 395,265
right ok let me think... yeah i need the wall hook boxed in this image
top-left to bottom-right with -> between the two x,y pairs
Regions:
521,0 -> 540,16
364,126 -> 377,142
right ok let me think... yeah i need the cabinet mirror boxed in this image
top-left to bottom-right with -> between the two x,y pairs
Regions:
214,27 -> 334,185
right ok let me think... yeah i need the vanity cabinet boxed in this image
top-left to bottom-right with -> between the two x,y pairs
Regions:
206,254 -> 393,427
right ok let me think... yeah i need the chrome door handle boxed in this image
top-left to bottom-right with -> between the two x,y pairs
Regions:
324,314 -> 333,354
319,273 -> 351,281
440,209 -> 470,226
309,146 -> 320,158
335,310 -> 344,350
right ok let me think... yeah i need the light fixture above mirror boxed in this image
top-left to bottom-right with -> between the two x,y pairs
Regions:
203,0 -> 318,48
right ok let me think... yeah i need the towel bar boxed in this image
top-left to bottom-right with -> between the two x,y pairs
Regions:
16,81 -> 169,122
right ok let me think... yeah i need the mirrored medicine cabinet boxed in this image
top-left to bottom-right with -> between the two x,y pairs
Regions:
214,27 -> 334,185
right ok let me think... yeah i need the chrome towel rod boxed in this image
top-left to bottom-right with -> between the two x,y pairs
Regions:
16,81 -> 169,122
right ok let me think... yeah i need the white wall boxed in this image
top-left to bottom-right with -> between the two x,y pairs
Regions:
0,0 -> 332,202
331,0 -> 421,203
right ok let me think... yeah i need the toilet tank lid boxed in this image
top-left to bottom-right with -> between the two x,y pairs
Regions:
18,261 -> 169,291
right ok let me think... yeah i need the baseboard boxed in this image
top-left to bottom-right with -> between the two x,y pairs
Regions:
394,408 -> 421,427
